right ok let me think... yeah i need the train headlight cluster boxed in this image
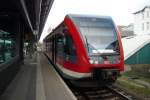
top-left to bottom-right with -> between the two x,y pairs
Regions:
89,60 -> 94,64
89,56 -> 103,64
89,55 -> 120,64
90,60 -> 99,64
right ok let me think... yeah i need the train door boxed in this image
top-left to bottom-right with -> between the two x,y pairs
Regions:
52,35 -> 55,63
55,34 -> 65,65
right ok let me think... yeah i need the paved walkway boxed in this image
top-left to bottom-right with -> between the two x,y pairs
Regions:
0,52 -> 76,100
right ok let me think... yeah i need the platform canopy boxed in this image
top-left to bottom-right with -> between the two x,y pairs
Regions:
0,0 -> 54,41
122,34 -> 150,64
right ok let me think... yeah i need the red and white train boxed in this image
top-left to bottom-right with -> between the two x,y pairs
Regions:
44,14 -> 124,85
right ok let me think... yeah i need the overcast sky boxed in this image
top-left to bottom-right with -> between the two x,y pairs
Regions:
39,0 -> 150,42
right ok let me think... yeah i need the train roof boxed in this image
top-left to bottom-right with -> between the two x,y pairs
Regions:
122,34 -> 150,60
67,14 -> 112,20
44,14 -> 114,42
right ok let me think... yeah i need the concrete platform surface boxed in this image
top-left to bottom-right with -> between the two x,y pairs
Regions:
0,53 -> 76,100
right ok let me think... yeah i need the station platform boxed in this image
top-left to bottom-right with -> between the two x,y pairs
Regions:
0,53 -> 76,100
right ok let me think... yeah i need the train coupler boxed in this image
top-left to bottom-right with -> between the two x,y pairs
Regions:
93,69 -> 119,84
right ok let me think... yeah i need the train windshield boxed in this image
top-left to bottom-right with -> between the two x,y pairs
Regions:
72,16 -> 120,56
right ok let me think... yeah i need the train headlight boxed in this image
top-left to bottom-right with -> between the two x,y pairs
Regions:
89,60 -> 94,64
103,60 -> 110,64
94,60 -> 98,64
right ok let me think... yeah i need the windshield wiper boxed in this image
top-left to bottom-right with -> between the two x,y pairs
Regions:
84,36 -> 101,54
84,35 -> 90,53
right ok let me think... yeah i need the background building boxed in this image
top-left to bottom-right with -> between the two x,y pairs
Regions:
133,6 -> 150,35
118,24 -> 134,38
122,6 -> 150,65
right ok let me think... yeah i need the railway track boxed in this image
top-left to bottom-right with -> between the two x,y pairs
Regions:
45,56 -> 134,100
67,82 -> 133,100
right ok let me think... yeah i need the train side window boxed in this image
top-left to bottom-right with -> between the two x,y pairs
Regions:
64,35 -> 77,63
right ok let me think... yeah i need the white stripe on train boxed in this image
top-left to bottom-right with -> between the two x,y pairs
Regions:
56,63 -> 91,78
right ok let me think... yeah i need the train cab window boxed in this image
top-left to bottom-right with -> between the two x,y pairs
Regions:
0,30 -> 16,64
64,34 -> 77,63
71,17 -> 120,56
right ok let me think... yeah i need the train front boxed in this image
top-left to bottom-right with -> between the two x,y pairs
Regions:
70,15 -> 124,84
